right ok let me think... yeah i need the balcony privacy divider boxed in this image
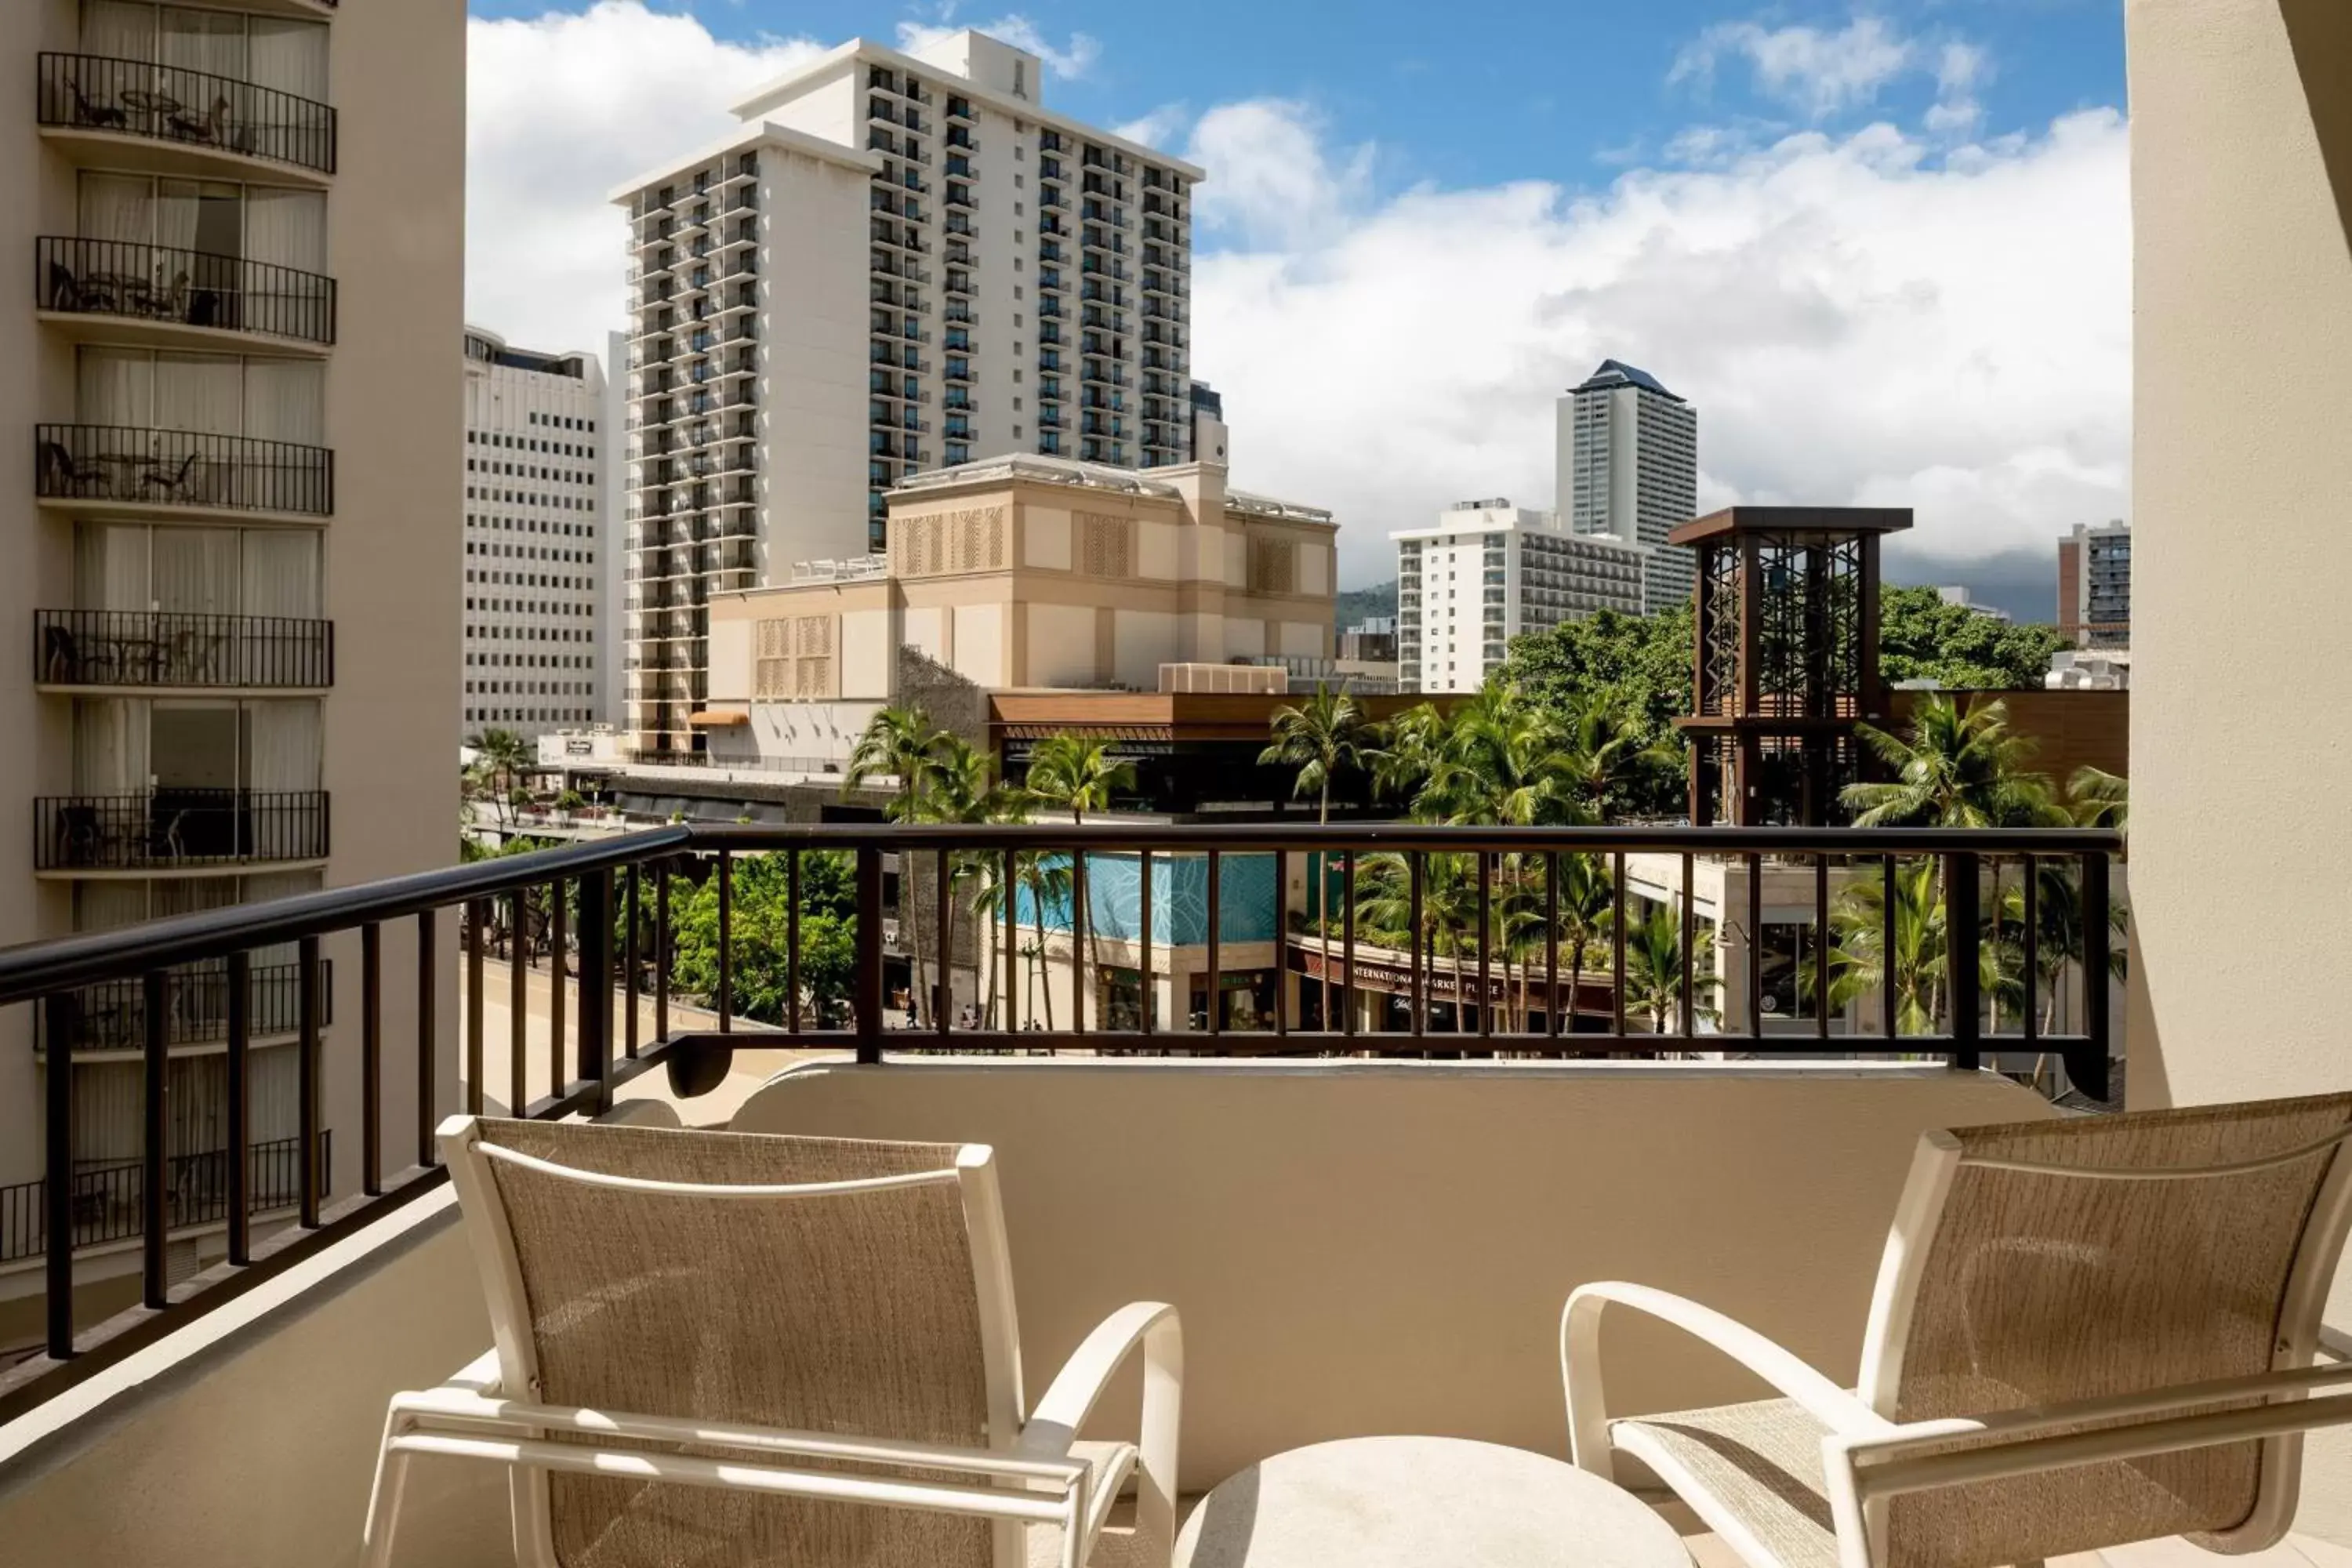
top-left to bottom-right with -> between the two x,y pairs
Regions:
0,822 -> 2118,1427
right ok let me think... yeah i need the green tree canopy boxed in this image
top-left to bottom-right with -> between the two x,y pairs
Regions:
1878,586 -> 2069,690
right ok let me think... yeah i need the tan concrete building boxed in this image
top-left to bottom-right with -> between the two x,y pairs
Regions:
1,0 -> 463,1334
695,453 -> 1337,765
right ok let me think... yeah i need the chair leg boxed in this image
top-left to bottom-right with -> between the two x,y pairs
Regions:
361,1421 -> 412,1568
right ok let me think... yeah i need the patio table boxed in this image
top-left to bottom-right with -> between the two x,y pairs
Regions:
1173,1436 -> 1690,1568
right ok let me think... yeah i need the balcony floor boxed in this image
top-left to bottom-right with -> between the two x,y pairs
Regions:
35,126 -> 332,191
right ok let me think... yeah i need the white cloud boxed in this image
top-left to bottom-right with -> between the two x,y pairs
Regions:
895,13 -> 1100,80
1673,16 -> 1916,119
1186,100 -> 1375,252
1181,108 -> 2131,586
1112,103 -> 1192,152
465,2 -> 823,351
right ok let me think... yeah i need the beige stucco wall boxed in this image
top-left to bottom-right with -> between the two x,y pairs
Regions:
2127,0 -> 2352,1539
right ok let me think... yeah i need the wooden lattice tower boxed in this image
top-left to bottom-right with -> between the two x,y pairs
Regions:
1670,506 -> 1913,826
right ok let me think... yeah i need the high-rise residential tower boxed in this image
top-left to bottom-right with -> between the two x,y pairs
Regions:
1392,500 -> 1646,694
2057,519 -> 2131,648
460,328 -> 608,743
611,27 -> 1201,759
1557,359 -> 1699,615
4,0 -> 464,1292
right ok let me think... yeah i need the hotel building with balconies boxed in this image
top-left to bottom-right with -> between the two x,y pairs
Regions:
0,0 -> 463,1323
1394,499 -> 1646,694
460,326 -> 608,743
610,27 -> 1201,759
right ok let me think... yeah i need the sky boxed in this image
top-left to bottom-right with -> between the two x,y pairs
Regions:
464,0 -> 2132,621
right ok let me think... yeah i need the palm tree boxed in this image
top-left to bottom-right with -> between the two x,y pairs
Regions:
844,706 -> 947,1023
1621,904 -> 1716,1036
1022,734 -> 1135,1030
1553,852 -> 1615,1030
1352,851 -> 1484,1039
2069,766 -> 2129,832
1553,695 -> 1675,822
466,728 -> 533,827
1366,702 -> 1447,807
920,735 -> 1015,1029
1014,853 -> 1073,1030
1260,686 -> 1371,1027
1842,695 -> 2063,829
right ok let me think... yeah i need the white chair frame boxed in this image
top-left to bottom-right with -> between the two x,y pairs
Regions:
1563,1122 -> 2352,1568
363,1116 -> 1182,1568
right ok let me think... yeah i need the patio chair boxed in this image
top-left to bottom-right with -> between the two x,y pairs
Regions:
363,1117 -> 1183,1568
1563,1093 -> 2352,1568
64,79 -> 129,129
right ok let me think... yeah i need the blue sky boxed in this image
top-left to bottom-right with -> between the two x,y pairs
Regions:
465,2 -> 2132,612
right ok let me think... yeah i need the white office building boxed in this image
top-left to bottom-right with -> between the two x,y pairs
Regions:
1558,359 -> 1698,615
462,327 -> 609,742
1394,500 -> 1646,694
612,27 -> 1202,757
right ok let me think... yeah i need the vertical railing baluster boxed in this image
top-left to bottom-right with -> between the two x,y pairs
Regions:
361,921 -> 381,1196
466,898 -> 486,1116
655,862 -> 671,1047
1746,852 -> 1764,1043
2022,855 -> 2040,1051
1205,848 -> 1221,1045
1814,856 -> 1831,1042
1947,851 -> 1981,1072
936,848 -> 953,1043
1881,855 -> 1899,1040
298,936 -> 321,1227
716,851 -> 732,1035
855,844 -> 883,1064
141,969 -> 168,1308
1270,849 -> 1284,1040
1679,852 -> 1696,1042
2081,848 -> 2112,1102
1610,851 -> 1628,1039
1072,848 -> 1090,1045
1140,848 -> 1156,1039
1477,851 -> 1492,1041
415,911 -> 435,1167
510,887 -> 529,1111
578,871 -> 613,1113
1546,851 -> 1561,1042
548,880 -> 567,1097
1341,849 -> 1356,1041
623,869 -> 641,1060
45,993 -> 76,1359
786,851 -> 800,1036
1003,848 -> 1018,1035
1409,852 -> 1425,1040
227,949 -> 251,1262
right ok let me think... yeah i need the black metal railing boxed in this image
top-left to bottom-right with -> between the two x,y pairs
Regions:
39,960 -> 332,1054
36,424 -> 332,516
0,1133 -> 328,1265
37,609 -> 335,689
37,53 -> 336,176
38,235 -> 336,346
0,822 -> 2119,1423
36,789 -> 331,870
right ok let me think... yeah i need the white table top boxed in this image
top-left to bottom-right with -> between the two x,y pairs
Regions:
1174,1435 -> 1691,1568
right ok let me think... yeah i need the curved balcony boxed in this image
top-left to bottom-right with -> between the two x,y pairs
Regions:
38,236 -> 336,350
36,789 -> 332,875
37,54 -> 335,183
36,610 -> 336,693
36,424 -> 332,520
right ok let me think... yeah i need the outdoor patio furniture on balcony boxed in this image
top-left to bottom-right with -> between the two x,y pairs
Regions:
38,235 -> 336,348
365,1118 -> 1182,1568
35,788 -> 330,872
35,609 -> 335,690
36,424 -> 333,517
35,53 -> 337,181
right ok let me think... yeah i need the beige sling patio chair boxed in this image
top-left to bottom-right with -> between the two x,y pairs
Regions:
1563,1092 -> 2352,1568
363,1116 -> 1181,1568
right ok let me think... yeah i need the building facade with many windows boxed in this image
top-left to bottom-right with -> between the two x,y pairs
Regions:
2058,518 -> 2130,647
1558,358 -> 1699,615
612,28 -> 1200,758
2,0 -> 463,1316
1393,500 -> 1646,694
461,327 -> 608,742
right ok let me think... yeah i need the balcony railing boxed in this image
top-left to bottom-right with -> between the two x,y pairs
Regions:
38,959 -> 332,1054
36,789 -> 331,871
36,424 -> 333,515
36,53 -> 337,176
0,1133 -> 329,1265
38,235 -> 336,346
36,609 -> 335,689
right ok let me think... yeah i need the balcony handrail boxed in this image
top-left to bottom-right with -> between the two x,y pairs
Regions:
36,52 -> 337,176
38,235 -> 337,346
0,819 -> 2121,1426
35,607 -> 336,689
36,423 -> 333,516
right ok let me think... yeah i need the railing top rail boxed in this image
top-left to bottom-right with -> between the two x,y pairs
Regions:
39,52 -> 337,117
37,422 -> 333,458
38,234 -> 334,289
0,820 -> 2119,1007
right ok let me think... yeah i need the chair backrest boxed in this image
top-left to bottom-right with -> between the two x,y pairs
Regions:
1857,1093 -> 2352,1568
441,1116 -> 1026,1568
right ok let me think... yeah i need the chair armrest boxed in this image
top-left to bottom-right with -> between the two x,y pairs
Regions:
2320,1323 -> 2351,1363
1562,1281 -> 1893,1475
1018,1302 -> 1182,1567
